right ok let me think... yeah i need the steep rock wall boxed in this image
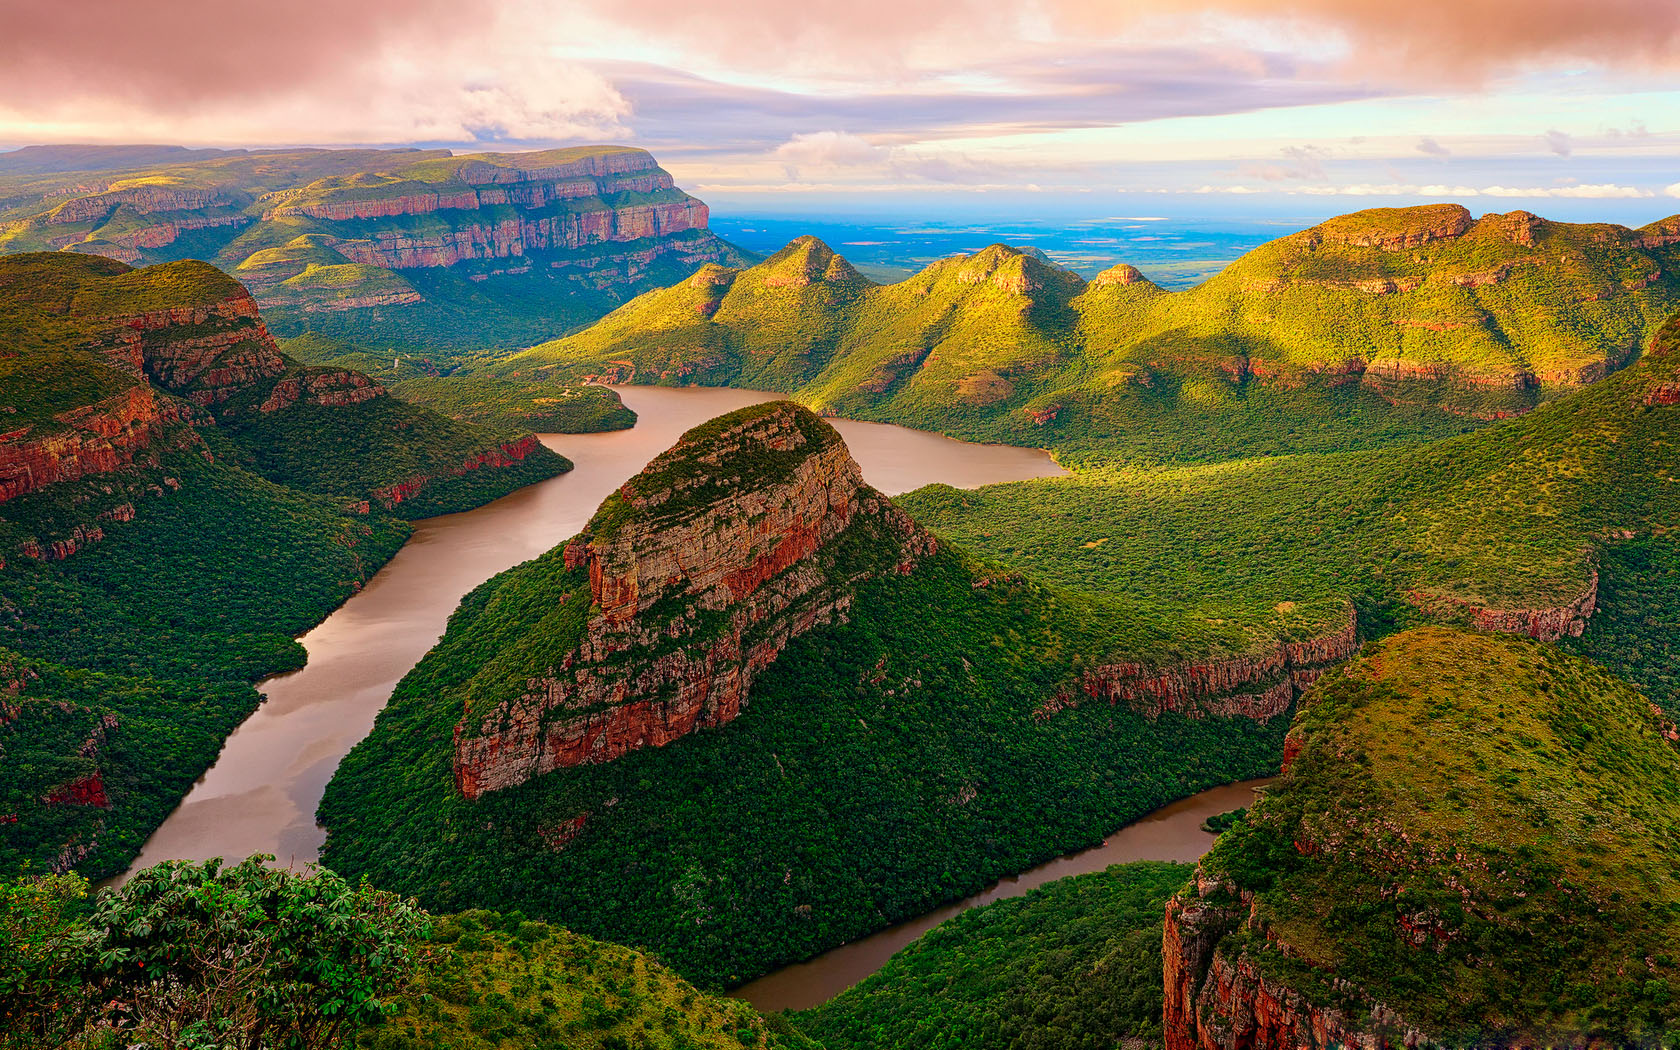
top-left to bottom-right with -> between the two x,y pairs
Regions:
1036,607 -> 1359,724
0,385 -> 191,505
1163,870 -> 1426,1050
451,404 -> 935,798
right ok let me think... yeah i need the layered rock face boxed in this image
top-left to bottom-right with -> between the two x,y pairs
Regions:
1405,571 -> 1597,642
0,146 -> 748,331
1163,868 -> 1423,1050
451,402 -> 935,799
0,385 -> 192,508
1036,606 -> 1358,725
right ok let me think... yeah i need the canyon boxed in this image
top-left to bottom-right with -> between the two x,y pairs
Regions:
0,146 -> 752,344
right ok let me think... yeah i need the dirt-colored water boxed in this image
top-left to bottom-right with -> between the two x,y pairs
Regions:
733,778 -> 1273,1013
122,387 -> 1066,876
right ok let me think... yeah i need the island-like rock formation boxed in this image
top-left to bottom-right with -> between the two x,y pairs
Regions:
451,401 -> 936,798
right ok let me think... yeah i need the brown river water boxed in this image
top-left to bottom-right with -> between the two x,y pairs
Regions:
123,386 -> 1066,874
732,778 -> 1272,1013
120,387 -> 1258,1012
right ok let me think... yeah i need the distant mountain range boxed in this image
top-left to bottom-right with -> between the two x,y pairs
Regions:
0,145 -> 754,347
506,205 -> 1680,459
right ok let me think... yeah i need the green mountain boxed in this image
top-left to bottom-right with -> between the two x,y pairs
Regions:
319,402 -> 1295,986
1171,625 -> 1680,1045
504,207 -> 1680,463
0,145 -> 754,350
0,252 -> 565,879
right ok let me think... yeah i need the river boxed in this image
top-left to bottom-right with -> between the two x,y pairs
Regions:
122,386 -> 1067,876
733,778 -> 1272,1013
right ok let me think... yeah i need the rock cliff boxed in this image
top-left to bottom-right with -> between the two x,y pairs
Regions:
0,146 -> 752,344
451,401 -> 935,799
1036,606 -> 1358,725
1162,627 -> 1680,1045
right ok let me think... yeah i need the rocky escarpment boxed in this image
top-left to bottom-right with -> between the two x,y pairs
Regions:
1405,570 -> 1597,642
1163,628 -> 1680,1045
1163,868 -> 1424,1050
0,385 -> 195,507
451,402 -> 935,799
370,434 -> 546,510
1035,606 -> 1358,725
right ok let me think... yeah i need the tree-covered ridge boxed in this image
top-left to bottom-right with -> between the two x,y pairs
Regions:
795,861 -> 1189,1050
1190,626 -> 1680,1043
364,910 -> 822,1050
503,208 -> 1680,463
0,253 -> 566,878
318,399 -> 1293,987
901,328 -> 1680,689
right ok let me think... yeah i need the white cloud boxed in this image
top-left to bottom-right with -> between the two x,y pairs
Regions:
1665,182 -> 1680,198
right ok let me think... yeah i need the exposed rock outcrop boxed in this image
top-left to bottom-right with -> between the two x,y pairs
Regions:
1407,571 -> 1597,642
370,435 -> 545,509
0,385 -> 192,505
1036,606 -> 1358,724
1163,867 -> 1424,1050
451,402 -> 936,799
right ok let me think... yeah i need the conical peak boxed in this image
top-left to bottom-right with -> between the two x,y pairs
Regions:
1090,263 -> 1153,289
759,236 -> 860,288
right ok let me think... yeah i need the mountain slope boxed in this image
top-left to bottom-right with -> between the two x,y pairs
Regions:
902,315 -> 1680,716
0,145 -> 753,349
1169,626 -> 1680,1045
0,253 -> 564,879
506,208 -> 1680,462
319,402 -> 1297,987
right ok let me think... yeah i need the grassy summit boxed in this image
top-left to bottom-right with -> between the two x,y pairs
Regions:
1191,626 -> 1680,1042
506,207 -> 1680,463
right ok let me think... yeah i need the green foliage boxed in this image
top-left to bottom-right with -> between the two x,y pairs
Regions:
320,536 -> 1284,989
1201,627 -> 1680,1042
902,345 -> 1680,682
362,910 -> 822,1050
506,211 -> 1680,464
795,861 -> 1188,1050
388,378 -> 638,434
0,871 -> 99,1049
92,856 -> 429,1050
203,387 -> 571,519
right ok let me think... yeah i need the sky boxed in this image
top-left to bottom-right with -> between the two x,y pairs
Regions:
4,0 -> 1680,221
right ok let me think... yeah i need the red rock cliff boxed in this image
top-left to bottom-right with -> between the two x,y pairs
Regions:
1163,867 -> 1427,1050
451,402 -> 935,799
1036,606 -> 1359,725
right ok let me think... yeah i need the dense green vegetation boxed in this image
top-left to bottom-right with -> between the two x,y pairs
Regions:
0,252 -> 570,879
387,379 -> 637,434
0,453 -> 409,878
901,338 -> 1680,692
1,858 -> 428,1049
506,210 -> 1680,463
795,861 -> 1187,1050
1199,627 -> 1680,1042
2,858 -> 815,1050
279,335 -> 639,434
364,910 -> 820,1050
321,444 -> 1287,989
205,385 -> 570,518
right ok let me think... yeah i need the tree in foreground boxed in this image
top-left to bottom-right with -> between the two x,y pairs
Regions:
1,855 -> 428,1050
